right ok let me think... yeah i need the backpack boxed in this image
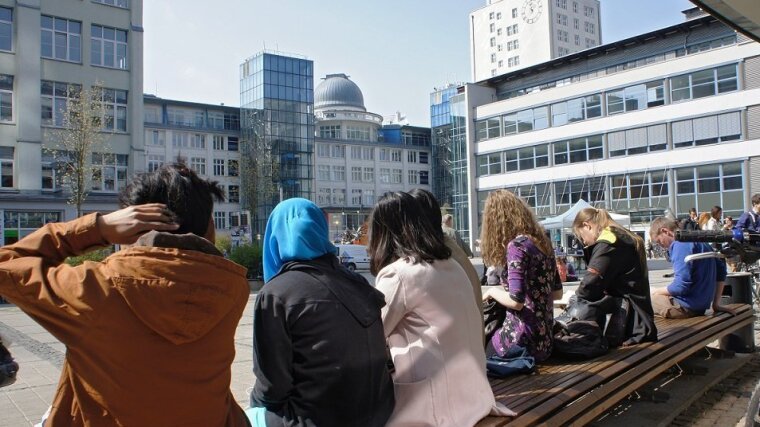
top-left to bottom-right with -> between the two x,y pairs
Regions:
483,296 -> 507,345
552,320 -> 609,360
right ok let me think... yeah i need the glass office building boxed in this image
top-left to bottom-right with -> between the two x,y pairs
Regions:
240,51 -> 315,234
430,85 -> 459,212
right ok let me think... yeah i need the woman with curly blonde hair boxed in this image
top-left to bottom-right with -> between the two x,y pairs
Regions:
480,190 -> 562,362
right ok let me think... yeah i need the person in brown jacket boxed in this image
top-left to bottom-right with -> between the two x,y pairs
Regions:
0,163 -> 250,426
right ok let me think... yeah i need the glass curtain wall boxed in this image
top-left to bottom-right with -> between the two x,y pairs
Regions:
430,86 -> 458,208
240,52 -> 314,234
449,94 -> 470,244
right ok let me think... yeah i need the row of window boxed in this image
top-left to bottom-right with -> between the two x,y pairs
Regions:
478,161 -> 743,218
37,14 -> 128,69
316,144 -> 429,163
477,64 -> 738,142
37,80 -> 128,131
147,131 -> 239,152
498,35 -> 737,100
143,107 -> 240,131
476,111 -> 742,176
212,210 -> 248,231
487,8 -> 518,20
317,188 -> 377,207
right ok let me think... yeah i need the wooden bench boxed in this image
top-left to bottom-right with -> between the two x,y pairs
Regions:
477,303 -> 755,426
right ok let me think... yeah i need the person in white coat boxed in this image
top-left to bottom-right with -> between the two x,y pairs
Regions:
368,191 -> 512,427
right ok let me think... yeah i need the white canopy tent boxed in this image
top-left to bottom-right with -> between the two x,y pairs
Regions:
540,199 -> 630,231
540,200 -> 631,252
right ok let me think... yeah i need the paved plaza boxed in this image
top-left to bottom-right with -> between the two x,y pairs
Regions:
0,260 -> 759,426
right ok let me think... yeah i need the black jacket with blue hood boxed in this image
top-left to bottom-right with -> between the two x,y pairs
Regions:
250,198 -> 394,427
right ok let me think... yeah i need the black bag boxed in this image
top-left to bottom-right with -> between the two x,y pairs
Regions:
483,295 -> 507,345
552,320 -> 609,360
0,338 -> 18,388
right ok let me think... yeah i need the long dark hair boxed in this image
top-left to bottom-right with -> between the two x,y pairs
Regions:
367,191 -> 451,275
407,188 -> 444,238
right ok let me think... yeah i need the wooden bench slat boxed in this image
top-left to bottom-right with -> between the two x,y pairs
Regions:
526,306 -> 753,426
477,304 -> 754,427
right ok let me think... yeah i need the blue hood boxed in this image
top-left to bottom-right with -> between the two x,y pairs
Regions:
263,198 -> 337,282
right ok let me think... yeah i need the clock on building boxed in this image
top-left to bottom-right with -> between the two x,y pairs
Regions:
522,0 -> 542,24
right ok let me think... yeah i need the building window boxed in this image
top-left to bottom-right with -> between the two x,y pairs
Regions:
332,165 -> 345,181
574,18 -> 579,30
0,146 -> 13,188
213,135 -> 225,150
147,155 -> 164,173
101,88 -> 128,132
319,125 -> 340,139
40,81 -> 81,126
331,144 -> 345,158
41,152 -> 64,190
490,37 -> 496,47
190,133 -> 205,149
675,162 -> 743,216
496,12 -> 502,19
351,166 -> 362,181
491,53 -> 497,63
557,13 -> 567,26
228,159 -> 238,176
213,212 -> 226,230
148,130 -> 165,146
208,111 -> 224,129
189,157 -> 206,175
362,147 -> 374,160
585,38 -> 595,48
379,148 -> 389,162
419,171 -> 429,185
332,188 -> 345,206
317,188 -> 331,205
553,135 -> 603,165
419,152 -> 429,164
490,23 -> 495,33
557,29 -> 568,43
512,8 -> 518,18
41,16 -> 81,62
606,80 -> 664,115
584,21 -> 595,34
391,169 -> 402,184
408,170 -> 418,184
227,137 -> 238,151
93,0 -> 129,8
574,34 -> 580,45
611,170 -> 669,211
670,64 -> 738,102
672,112 -> 742,148
91,153 -> 127,192
351,189 -> 362,206
379,168 -> 390,184
391,149 -> 402,162
555,177 -> 605,206
507,24 -> 518,36
499,105 -> 549,136
318,165 -> 330,181
347,125 -> 370,141
0,7 -> 12,52
317,143 -> 330,157
3,211 -> 62,244
507,56 -> 520,67
363,167 -> 374,182
584,6 -> 594,17
91,25 -> 128,69
608,124 -> 667,157
573,2 -> 578,12
213,159 -> 225,176
556,0 -> 567,9
497,28 -> 502,36
550,94 -> 601,127
489,12 -> 494,20
228,185 -> 239,203
363,189 -> 375,205
477,152 -> 503,176
506,144 -> 550,172
0,74 -> 12,122
350,146 -> 362,160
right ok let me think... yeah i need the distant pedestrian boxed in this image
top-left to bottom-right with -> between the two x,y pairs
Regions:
737,194 -> 760,233
442,213 -> 474,257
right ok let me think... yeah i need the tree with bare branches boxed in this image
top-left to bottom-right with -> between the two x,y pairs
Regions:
46,83 -> 113,217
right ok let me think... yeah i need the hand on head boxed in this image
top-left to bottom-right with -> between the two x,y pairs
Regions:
97,203 -> 179,245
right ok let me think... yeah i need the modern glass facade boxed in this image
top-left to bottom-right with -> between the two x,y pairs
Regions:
449,93 -> 470,243
240,52 -> 314,234
430,86 -> 458,211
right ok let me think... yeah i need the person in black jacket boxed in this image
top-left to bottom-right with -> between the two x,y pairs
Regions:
247,198 -> 394,427
570,207 -> 658,347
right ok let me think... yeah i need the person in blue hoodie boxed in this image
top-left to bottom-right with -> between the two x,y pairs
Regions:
649,216 -> 731,318
247,198 -> 394,427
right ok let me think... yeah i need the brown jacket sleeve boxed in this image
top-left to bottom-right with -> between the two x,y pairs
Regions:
0,213 -> 110,341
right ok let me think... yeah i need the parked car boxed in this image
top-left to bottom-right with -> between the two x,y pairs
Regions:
335,244 -> 370,272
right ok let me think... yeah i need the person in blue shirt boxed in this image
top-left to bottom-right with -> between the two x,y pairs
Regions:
649,217 -> 732,318
736,194 -> 760,233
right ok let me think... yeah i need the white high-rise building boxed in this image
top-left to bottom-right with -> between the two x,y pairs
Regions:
0,0 -> 143,245
470,0 -> 601,82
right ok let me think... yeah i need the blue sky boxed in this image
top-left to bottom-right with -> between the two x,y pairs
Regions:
143,0 -> 695,126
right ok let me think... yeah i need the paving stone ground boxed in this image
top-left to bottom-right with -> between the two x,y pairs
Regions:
1,260 -> 759,426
